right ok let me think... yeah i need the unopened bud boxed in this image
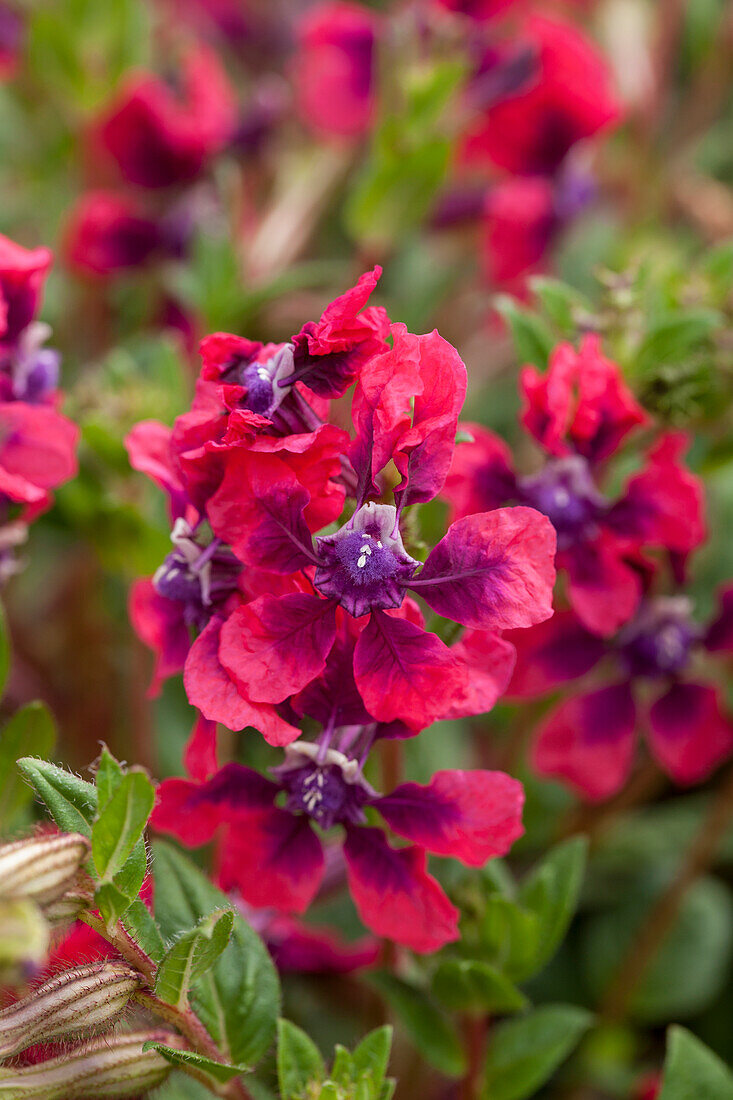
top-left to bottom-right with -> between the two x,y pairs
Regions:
40,891 -> 90,925
0,1029 -> 181,1099
0,962 -> 143,1059
0,835 -> 90,906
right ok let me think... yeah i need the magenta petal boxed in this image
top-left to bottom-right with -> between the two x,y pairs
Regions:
376,770 -> 524,866
343,826 -> 459,953
183,715 -> 219,782
705,585 -> 733,653
129,578 -> 190,697
562,535 -> 641,637
207,450 -> 314,572
184,616 -> 300,746
219,593 -> 338,704
354,611 -> 465,731
218,809 -> 324,914
266,916 -> 379,974
124,420 -> 187,517
412,507 -> 556,630
506,610 -> 607,698
532,682 -> 637,801
151,778 -> 222,847
446,629 -> 516,719
647,683 -> 733,785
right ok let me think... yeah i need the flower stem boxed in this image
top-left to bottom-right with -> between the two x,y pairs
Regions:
601,760 -> 733,1020
459,1015 -> 486,1100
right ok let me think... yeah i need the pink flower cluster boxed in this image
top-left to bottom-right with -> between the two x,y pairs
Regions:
128,268 -> 558,951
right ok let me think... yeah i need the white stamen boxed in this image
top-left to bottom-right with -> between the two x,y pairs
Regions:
554,488 -> 570,508
357,555 -> 367,568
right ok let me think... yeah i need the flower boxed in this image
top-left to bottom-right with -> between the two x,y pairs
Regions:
0,234 -> 52,348
153,750 -> 524,952
461,14 -> 621,176
94,46 -> 235,189
507,588 -> 733,800
446,336 -> 705,635
293,2 -> 379,139
63,191 -> 163,277
200,323 -> 555,733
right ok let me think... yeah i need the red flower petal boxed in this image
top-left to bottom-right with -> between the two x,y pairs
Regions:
129,578 -> 190,698
647,683 -> 733,785
343,826 -> 459,952
532,682 -> 637,801
377,769 -> 524,866
412,507 -> 556,630
505,610 -> 607,698
446,628 -> 516,718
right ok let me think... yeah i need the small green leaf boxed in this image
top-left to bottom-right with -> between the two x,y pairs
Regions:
121,897 -> 166,963
635,310 -> 721,373
0,704 -> 56,828
17,758 -> 97,836
143,1043 -> 248,1084
156,909 -> 235,1010
482,1005 -> 593,1100
659,1026 -> 733,1100
153,841 -> 280,1068
95,745 -> 124,808
277,1019 -> 325,1098
494,296 -> 555,369
368,972 -> 465,1078
432,960 -> 527,1015
518,836 -> 588,979
352,1026 -> 393,1093
92,771 -> 154,882
331,1045 -> 354,1087
529,276 -> 593,335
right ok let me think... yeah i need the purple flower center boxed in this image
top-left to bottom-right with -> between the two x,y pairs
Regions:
274,742 -> 374,830
518,456 -> 605,550
617,598 -> 698,679
313,502 -> 419,617
153,524 -> 241,630
240,362 -> 276,415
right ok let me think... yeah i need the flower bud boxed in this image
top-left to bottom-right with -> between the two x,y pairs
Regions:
0,961 -> 143,1059
0,1029 -> 181,1099
39,891 -> 89,925
0,835 -> 90,906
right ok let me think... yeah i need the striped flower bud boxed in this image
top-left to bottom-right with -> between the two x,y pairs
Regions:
39,891 -> 89,925
0,962 -> 143,1059
0,835 -> 90,906
0,1029 -> 181,1099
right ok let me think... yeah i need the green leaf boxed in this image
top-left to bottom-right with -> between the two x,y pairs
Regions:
518,836 -> 587,979
155,909 -> 235,1010
331,1045 -> 354,1087
150,1072 -> 212,1099
659,1026 -> 733,1100
482,1005 -> 593,1100
432,959 -> 527,1014
481,896 -> 542,982
143,1043 -> 248,1083
17,757 -> 97,836
95,745 -> 124,808
152,841 -> 280,1067
494,297 -> 555,369
277,1019 -> 325,1098
352,1026 -> 393,1093
120,897 -> 166,963
635,309 -> 721,373
529,276 -> 593,335
0,704 -> 56,829
368,972 -> 465,1078
92,771 -> 154,882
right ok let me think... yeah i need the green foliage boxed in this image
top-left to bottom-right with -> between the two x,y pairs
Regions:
481,1005 -> 594,1100
0,704 -> 56,830
17,757 -> 97,836
143,1043 -> 251,1084
277,1020 -> 394,1100
431,959 -> 528,1015
367,972 -> 465,1078
152,840 -> 280,1069
659,1026 -> 733,1099
155,909 -> 235,1010
494,296 -> 555,369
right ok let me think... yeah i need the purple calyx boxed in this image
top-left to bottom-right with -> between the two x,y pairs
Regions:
226,344 -> 295,418
153,519 -> 241,629
0,323 -> 60,404
314,502 -> 420,617
617,597 -> 700,679
272,740 -> 376,830
517,456 -> 605,550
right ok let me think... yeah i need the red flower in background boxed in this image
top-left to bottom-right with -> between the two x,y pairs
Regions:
446,336 -> 705,636
64,191 -> 164,277
462,14 -> 620,176
507,585 -> 733,801
294,2 -> 379,139
94,46 -> 236,189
